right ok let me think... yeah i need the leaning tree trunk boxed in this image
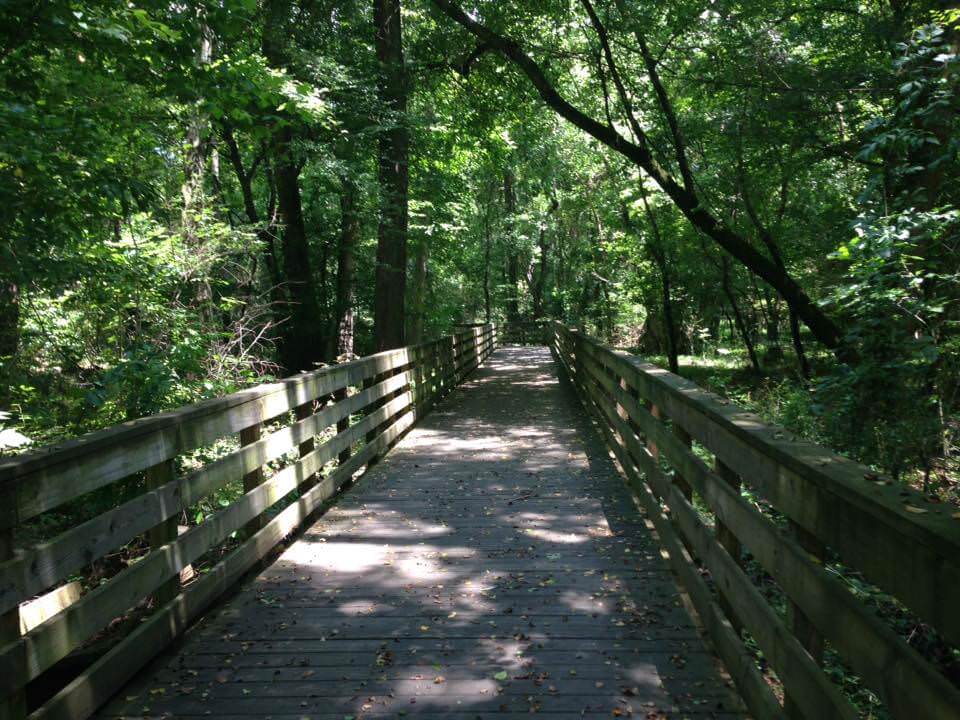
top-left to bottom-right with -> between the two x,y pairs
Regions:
428,0 -> 846,356
373,0 -> 409,351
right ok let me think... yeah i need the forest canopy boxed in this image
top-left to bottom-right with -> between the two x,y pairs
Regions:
1,0 -> 958,501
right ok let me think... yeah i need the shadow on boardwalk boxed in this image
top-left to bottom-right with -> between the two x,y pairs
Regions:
99,346 -> 745,719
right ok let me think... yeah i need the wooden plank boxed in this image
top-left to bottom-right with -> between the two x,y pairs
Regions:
31,406 -> 418,720
1,331 -> 465,529
580,374 -> 855,720
0,368 -> 416,618
602,368 -> 960,719
0,391 -> 416,694
559,346 -> 780,720
784,522 -> 826,720
0,346 -> 419,526
145,460 -> 179,606
0,522 -> 25,720
572,331 -> 960,648
294,402 -> 318,492
714,459 -> 743,635
240,423 -> 265,538
18,582 -> 80,635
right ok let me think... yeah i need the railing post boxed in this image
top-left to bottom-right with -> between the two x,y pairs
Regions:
672,426 -> 693,501
145,459 -> 179,606
647,403 -> 661,464
784,522 -> 826,719
240,422 -> 265,538
714,458 -> 744,634
295,401 -> 318,492
0,522 -> 26,720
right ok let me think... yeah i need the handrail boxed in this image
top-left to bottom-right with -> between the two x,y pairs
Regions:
553,323 -> 960,720
497,318 -> 553,345
0,324 -> 498,720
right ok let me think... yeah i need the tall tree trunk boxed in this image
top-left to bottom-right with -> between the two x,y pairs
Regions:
373,0 -> 409,351
531,225 -> 547,319
334,175 -> 359,359
263,0 -> 324,373
182,17 -> 214,318
408,237 -> 428,343
483,210 -> 492,323
503,169 -> 520,321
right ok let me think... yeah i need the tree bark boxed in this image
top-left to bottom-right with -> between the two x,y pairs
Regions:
483,207 -> 492,323
428,0 -> 845,354
503,169 -> 520,321
181,15 -> 214,319
263,0 -> 324,373
332,175 -> 359,360
0,279 -> 19,399
408,237 -> 429,343
373,0 -> 409,351
720,256 -> 762,373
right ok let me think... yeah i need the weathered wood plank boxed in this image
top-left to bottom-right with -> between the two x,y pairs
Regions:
0,391 -> 416,693
33,406 -> 418,720
568,329 -> 960,648
565,327 -> 960,719
0,367 -> 419,617
145,460 -> 179,606
563,350 -> 778,720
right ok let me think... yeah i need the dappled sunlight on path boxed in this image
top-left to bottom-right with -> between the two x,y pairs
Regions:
99,347 -> 744,719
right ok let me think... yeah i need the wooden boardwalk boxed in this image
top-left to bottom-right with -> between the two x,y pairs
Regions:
98,346 -> 744,719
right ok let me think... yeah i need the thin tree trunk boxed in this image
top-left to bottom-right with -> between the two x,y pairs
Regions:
182,18 -> 214,318
503,169 -> 520,321
721,257 -> 761,373
334,175 -> 359,359
332,174 -> 360,359
373,0 -> 409,351
483,210 -> 492,323
0,279 -> 18,404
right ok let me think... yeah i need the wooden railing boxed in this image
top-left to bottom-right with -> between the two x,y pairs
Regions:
553,324 -> 960,720
0,324 -> 497,720
498,319 -> 553,345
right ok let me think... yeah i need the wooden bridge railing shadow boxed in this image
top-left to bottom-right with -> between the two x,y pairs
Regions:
3,318 -> 959,720
554,323 -> 960,720
0,324 -> 496,720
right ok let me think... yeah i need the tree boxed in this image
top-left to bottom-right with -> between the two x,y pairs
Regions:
373,0 -> 410,351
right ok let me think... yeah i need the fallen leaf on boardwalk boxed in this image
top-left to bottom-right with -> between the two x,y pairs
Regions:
904,504 -> 928,514
494,671 -> 508,681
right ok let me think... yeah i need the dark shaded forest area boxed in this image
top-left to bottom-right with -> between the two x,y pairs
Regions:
1,2 -> 958,497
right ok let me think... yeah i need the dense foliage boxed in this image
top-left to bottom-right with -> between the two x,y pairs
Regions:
1,1 -> 957,502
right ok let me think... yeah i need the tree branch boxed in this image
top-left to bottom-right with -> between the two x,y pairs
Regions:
428,0 -> 844,351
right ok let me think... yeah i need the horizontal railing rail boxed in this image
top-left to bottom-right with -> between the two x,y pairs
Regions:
497,319 -> 553,345
553,323 -> 960,720
0,324 -> 498,720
